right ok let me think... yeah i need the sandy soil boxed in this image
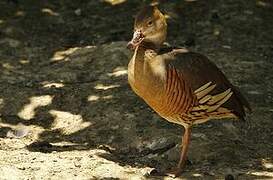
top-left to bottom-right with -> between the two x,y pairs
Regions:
0,0 -> 273,179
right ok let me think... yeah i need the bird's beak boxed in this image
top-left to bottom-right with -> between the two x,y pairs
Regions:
127,30 -> 144,50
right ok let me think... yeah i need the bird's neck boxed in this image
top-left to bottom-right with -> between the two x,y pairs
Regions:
128,44 -> 165,102
139,41 -> 160,53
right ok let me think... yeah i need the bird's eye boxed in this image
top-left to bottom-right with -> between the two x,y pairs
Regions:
147,21 -> 153,26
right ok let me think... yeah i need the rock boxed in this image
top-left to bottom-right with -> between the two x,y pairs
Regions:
6,123 -> 30,139
0,38 -> 21,48
74,9 -> 82,16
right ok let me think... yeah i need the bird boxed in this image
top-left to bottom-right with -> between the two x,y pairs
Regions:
127,5 -> 251,177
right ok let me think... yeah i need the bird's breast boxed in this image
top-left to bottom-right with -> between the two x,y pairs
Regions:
127,49 -> 166,105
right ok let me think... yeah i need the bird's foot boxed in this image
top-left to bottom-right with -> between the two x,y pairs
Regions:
165,159 -> 192,177
165,167 -> 183,178
148,160 -> 191,177
149,167 -> 183,178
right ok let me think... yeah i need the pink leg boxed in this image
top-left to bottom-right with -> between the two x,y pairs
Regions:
167,126 -> 191,177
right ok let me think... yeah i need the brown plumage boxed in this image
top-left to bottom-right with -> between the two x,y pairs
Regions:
127,5 -> 251,177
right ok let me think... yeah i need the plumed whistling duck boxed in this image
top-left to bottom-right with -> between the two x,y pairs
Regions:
127,5 -> 251,177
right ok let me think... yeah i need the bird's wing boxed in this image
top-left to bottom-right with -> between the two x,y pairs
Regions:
162,49 -> 251,121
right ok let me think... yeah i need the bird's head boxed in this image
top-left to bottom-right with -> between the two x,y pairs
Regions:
127,5 -> 167,50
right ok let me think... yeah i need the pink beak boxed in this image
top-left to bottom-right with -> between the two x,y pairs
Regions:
127,30 -> 144,50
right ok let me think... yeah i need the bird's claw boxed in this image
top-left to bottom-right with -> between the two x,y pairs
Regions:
165,167 -> 183,178
149,167 -> 183,178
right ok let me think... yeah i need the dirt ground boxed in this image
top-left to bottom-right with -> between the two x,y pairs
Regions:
0,0 -> 273,179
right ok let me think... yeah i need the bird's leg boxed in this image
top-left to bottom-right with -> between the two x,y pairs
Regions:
178,126 -> 191,169
167,126 -> 192,177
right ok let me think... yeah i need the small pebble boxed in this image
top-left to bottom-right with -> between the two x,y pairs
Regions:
74,162 -> 81,168
6,124 -> 30,138
74,9 -> 81,16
